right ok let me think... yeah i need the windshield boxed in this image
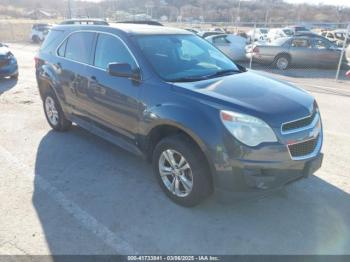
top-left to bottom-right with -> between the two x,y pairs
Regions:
134,34 -> 240,82
260,29 -> 268,34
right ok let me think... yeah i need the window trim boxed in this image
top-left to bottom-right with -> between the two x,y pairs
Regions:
55,30 -> 141,79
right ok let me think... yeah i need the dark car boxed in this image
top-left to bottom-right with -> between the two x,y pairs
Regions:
35,24 -> 323,206
0,43 -> 18,79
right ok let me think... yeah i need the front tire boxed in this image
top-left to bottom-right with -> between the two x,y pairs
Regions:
43,90 -> 72,131
152,134 -> 212,207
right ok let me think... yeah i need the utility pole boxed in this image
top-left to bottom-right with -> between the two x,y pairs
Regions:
67,0 -> 72,19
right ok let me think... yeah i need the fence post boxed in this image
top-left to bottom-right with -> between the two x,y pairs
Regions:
335,24 -> 350,82
249,22 -> 256,69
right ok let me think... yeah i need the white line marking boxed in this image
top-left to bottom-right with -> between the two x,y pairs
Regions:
0,145 -> 137,254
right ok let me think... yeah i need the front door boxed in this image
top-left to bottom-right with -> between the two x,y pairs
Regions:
86,33 -> 141,140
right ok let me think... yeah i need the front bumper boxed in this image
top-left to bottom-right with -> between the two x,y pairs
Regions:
214,152 -> 323,191
211,113 -> 323,192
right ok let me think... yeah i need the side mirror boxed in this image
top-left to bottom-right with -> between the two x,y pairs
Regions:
107,63 -> 140,80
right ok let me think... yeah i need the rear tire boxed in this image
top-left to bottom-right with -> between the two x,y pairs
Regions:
274,55 -> 290,70
43,89 -> 72,131
152,134 -> 212,207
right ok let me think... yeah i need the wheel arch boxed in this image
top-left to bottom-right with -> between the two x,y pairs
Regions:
143,122 -> 216,186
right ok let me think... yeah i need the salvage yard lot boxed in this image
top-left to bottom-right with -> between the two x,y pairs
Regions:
0,43 -> 350,255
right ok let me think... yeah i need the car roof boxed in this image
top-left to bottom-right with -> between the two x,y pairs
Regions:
54,23 -> 191,36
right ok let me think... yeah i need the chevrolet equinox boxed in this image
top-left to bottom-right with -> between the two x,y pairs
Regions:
35,24 -> 323,206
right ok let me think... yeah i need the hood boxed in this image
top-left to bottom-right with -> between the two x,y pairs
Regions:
172,71 -> 315,128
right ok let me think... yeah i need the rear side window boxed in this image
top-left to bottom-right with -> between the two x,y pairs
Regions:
64,32 -> 95,64
40,29 -> 65,54
94,33 -> 136,70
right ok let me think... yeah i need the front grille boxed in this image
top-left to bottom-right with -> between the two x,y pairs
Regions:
288,136 -> 318,158
282,111 -> 316,132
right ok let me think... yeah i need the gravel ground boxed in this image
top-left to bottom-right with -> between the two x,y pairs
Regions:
0,43 -> 349,255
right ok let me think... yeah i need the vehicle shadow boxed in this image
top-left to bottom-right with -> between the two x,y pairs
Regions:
0,77 -> 17,95
33,126 -> 350,255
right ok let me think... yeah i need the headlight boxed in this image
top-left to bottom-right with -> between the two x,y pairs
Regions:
220,110 -> 277,147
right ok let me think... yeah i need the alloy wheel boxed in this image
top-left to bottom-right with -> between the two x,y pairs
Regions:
45,96 -> 59,126
158,149 -> 193,197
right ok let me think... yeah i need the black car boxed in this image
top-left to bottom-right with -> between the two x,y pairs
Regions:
35,24 -> 323,206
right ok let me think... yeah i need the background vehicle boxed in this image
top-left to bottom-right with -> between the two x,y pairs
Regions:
247,28 -> 269,42
267,28 -> 294,42
247,35 -> 346,70
30,23 -> 51,43
0,43 -> 18,79
321,29 -> 350,47
36,24 -> 323,206
206,34 -> 247,61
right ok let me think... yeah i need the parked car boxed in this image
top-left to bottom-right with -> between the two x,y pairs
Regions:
36,24 -> 323,206
30,23 -> 52,43
205,34 -> 247,61
247,28 -> 269,42
0,43 -> 18,79
267,28 -> 294,42
198,31 -> 225,38
247,35 -> 346,70
321,29 -> 350,47
288,25 -> 310,34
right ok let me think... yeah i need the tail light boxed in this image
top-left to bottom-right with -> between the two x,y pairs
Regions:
346,70 -> 350,78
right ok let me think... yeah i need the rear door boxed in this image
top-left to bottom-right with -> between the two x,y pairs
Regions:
55,31 -> 96,118
85,32 -> 141,140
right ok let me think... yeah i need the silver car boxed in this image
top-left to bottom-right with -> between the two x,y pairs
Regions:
247,35 -> 345,70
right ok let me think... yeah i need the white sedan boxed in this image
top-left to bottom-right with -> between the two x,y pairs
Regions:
205,34 -> 247,61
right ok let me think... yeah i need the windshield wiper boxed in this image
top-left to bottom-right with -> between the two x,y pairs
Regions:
205,69 -> 241,79
169,69 -> 241,83
169,75 -> 209,82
